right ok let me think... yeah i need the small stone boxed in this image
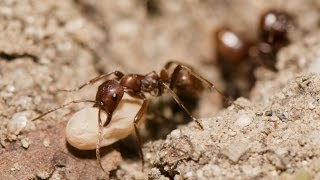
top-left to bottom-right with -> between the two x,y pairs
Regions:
222,139 -> 251,162
6,85 -> 15,92
228,130 -> 237,137
277,112 -> 288,121
234,113 -> 252,128
36,171 -> 51,179
196,169 -> 204,179
265,110 -> 273,116
308,102 -> 315,110
170,129 -> 181,139
241,165 -> 261,176
255,112 -> 263,116
269,116 -> 279,122
10,163 -> 21,171
21,138 -> 31,149
8,112 -> 28,135
43,138 -> 50,147
184,171 -> 194,178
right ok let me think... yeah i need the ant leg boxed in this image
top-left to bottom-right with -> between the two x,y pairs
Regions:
161,82 -> 204,130
96,108 -> 105,172
96,110 -> 114,172
31,99 -> 96,121
165,60 -> 235,106
59,71 -> 124,92
132,93 -> 148,171
164,60 -> 191,70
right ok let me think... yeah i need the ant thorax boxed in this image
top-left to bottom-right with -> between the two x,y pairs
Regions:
119,74 -> 144,92
141,71 -> 161,96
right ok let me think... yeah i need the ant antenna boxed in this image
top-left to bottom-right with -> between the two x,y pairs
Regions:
31,99 -> 96,121
58,71 -> 124,92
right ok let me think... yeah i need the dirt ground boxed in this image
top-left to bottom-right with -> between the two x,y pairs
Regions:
0,0 -> 320,179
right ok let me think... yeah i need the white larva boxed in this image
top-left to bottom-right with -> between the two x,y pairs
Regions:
66,94 -> 144,150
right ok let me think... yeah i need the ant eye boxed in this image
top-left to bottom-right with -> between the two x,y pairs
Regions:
112,93 -> 117,101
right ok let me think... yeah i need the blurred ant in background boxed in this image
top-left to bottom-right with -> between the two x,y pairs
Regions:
214,10 -> 293,100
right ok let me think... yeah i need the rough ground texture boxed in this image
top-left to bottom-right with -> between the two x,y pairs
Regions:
0,0 -> 320,179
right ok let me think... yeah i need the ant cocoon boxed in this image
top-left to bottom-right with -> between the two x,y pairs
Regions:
66,94 -> 143,150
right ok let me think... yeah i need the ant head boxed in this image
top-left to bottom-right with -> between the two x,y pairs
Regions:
94,80 -> 124,115
215,27 -> 249,63
260,10 -> 292,44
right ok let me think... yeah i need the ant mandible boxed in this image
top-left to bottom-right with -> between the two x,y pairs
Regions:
31,60 -> 230,171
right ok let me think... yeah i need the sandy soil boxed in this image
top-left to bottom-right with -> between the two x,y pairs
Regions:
0,0 -> 320,179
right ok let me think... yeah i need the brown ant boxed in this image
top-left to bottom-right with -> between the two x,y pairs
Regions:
214,10 -> 292,99
31,60 -> 231,171
259,10 -> 292,48
214,27 -> 255,99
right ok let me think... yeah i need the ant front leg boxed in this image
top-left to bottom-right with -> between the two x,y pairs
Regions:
161,82 -> 204,130
96,108 -> 105,172
131,93 -> 148,171
60,71 -> 124,92
96,109 -> 114,172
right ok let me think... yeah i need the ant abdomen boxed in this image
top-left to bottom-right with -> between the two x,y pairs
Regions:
172,70 -> 204,97
215,28 -> 249,64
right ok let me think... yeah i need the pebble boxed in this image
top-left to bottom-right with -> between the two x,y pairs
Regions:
21,138 -> 31,149
8,112 -> 28,135
10,163 -> 21,171
184,171 -> 195,178
170,129 -> 182,139
6,85 -> 15,92
222,139 -> 250,162
265,110 -> 273,116
43,138 -> 50,147
234,113 -> 252,128
36,171 -> 51,179
308,102 -> 315,110
277,112 -> 288,121
228,130 -> 237,137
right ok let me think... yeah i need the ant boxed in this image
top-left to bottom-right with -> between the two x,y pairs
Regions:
31,60 -> 232,172
214,10 -> 292,99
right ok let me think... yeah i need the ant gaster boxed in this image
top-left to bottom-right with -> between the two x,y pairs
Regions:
31,61 -> 231,171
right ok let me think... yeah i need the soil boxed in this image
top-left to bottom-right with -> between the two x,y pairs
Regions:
0,0 -> 320,179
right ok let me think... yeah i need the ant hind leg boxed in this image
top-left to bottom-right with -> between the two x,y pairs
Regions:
132,93 -> 148,171
161,82 -> 204,130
